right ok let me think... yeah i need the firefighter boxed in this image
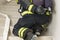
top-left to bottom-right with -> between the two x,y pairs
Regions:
13,0 -> 53,40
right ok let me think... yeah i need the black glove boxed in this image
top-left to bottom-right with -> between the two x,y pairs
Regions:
24,32 -> 37,40
35,26 -> 44,36
18,0 -> 32,13
24,32 -> 33,40
35,6 -> 46,14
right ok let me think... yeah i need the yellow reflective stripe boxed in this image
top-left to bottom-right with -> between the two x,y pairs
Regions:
22,11 -> 33,16
28,4 -> 34,11
46,11 -> 50,15
18,27 -> 25,37
42,25 -> 45,28
42,24 -> 48,28
21,28 -> 28,38
16,0 -> 18,3
30,0 -> 32,3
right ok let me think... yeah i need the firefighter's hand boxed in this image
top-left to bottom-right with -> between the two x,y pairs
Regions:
35,6 -> 46,14
24,32 -> 37,40
24,32 -> 33,40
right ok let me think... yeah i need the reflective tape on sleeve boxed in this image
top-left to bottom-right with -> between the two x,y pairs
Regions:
21,11 -> 33,16
28,4 -> 34,11
30,0 -> 33,3
18,27 -> 25,37
16,0 -> 18,3
46,11 -> 50,16
21,28 -> 28,38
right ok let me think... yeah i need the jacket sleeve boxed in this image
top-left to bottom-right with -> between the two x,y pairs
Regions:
45,0 -> 53,8
13,18 -> 22,36
17,0 -> 32,9
12,18 -> 33,38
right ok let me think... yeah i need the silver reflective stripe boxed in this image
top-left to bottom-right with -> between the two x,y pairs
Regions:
31,35 -> 37,40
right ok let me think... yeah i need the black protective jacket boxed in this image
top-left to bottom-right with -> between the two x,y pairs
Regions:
13,0 -> 53,39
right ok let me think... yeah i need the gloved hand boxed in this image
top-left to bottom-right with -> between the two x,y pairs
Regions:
24,32 -> 37,40
35,6 -> 46,14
